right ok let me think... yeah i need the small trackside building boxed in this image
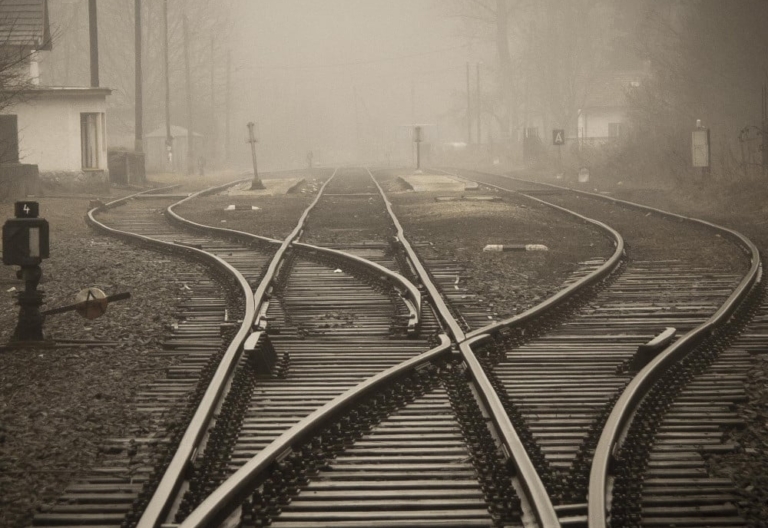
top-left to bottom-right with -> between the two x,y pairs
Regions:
577,71 -> 644,146
2,86 -> 112,184
0,0 -> 112,194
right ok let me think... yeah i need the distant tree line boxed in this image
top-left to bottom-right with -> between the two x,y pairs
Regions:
620,1 -> 768,182
452,0 -> 768,183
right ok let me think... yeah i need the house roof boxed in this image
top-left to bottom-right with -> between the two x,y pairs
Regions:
0,0 -> 51,50
146,125 -> 203,138
582,71 -> 644,109
21,86 -> 111,96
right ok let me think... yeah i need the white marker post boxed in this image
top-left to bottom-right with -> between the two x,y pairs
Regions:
483,244 -> 549,252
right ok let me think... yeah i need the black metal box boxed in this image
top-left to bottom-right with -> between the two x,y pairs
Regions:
2,217 -> 49,266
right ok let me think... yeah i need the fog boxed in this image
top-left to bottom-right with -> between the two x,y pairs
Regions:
39,0 -> 473,171
227,0 -> 465,168
34,1 -> 768,182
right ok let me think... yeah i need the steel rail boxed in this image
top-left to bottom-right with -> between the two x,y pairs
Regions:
125,168 -> 566,527
292,241 -> 421,331
95,184 -> 183,209
368,168 -> 561,527
178,335 -> 453,528
367,168 -> 465,342
136,168 -> 427,526
458,334 -> 560,527
431,168 -> 625,340
165,176 -> 421,331
573,194 -> 762,528
174,169 -> 337,323
166,177 -> 283,247
452,170 -> 762,528
86,191 -> 258,528
133,169 -> 340,527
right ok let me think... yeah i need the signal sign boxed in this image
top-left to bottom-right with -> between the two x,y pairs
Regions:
2,218 -> 49,265
553,129 -> 565,146
14,201 -> 39,218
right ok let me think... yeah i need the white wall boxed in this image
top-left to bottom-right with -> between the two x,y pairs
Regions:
2,92 -> 108,172
578,107 -> 626,139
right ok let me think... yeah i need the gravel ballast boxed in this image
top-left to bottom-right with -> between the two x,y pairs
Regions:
377,170 -> 615,319
181,169 -> 615,322
5,166 -> 753,527
0,194 -> 218,528
452,166 -> 765,522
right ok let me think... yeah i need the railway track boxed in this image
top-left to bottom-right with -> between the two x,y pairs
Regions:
32,185 -> 268,528
441,169 -> 763,527
34,169 -> 546,527
173,167 -> 551,528
30,165 -> 763,527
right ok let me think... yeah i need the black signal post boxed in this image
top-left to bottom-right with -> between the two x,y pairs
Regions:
2,201 -> 50,344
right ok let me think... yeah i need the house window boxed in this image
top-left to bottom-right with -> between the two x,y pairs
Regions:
608,122 -> 623,138
81,112 -> 105,169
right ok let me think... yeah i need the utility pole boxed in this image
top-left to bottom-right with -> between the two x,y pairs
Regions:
414,125 -> 422,170
88,0 -> 99,87
134,0 -> 143,153
411,81 -> 416,165
182,15 -> 194,175
476,62 -> 482,145
225,49 -> 231,162
163,0 -> 172,170
354,86 -> 361,161
466,61 -> 471,144
763,84 -> 767,175
247,122 -> 264,190
210,34 -> 216,162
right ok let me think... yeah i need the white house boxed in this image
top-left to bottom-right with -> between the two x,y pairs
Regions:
144,125 -> 205,174
577,71 -> 643,144
9,87 -> 111,176
0,0 -> 112,188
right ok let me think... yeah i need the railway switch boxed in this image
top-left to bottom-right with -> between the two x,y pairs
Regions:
628,327 -> 677,373
244,331 -> 277,375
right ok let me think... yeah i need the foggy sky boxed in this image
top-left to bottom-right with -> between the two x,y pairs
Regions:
228,0 -> 472,168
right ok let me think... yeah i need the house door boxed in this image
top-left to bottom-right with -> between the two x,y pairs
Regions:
0,115 -> 20,163
81,113 -> 104,169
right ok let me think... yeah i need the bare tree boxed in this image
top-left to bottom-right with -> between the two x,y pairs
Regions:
448,0 -> 621,145
0,1 -> 55,162
43,0 -> 234,151
616,0 -> 768,182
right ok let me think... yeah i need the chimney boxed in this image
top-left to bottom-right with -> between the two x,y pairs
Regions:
29,52 -> 40,85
